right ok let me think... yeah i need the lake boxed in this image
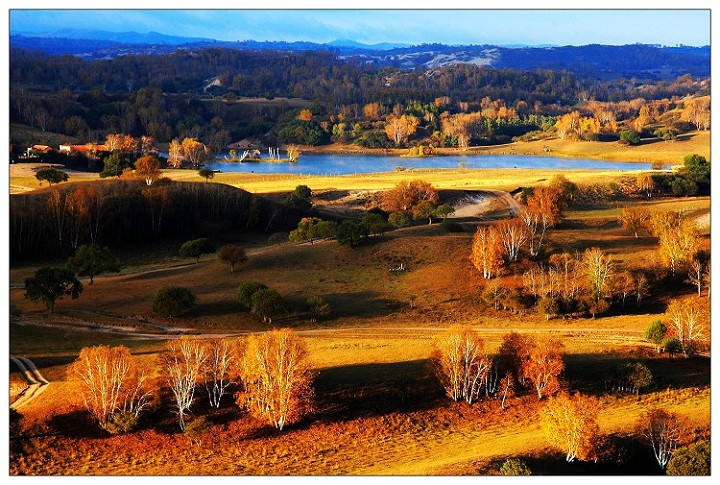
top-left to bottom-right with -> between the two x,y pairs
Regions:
202,153 -> 650,175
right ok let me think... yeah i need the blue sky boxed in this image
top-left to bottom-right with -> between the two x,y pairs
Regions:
8,9 -> 711,46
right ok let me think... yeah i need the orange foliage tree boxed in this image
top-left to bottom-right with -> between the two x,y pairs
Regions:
217,244 -> 248,272
381,179 -> 439,213
432,325 -> 492,404
134,154 -> 162,186
470,225 -> 504,279
521,336 -> 564,399
181,138 -> 209,168
68,345 -> 153,427
384,114 -> 419,145
618,207 -> 650,238
541,392 -> 600,462
638,408 -> 686,470
521,186 -> 563,256
237,328 -> 314,430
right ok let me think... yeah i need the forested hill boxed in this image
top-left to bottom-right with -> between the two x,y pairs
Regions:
10,32 -> 709,81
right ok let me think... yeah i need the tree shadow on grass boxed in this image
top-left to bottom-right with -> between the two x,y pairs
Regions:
488,434 -> 662,475
48,410 -> 105,439
311,358 -> 445,423
563,353 -> 710,395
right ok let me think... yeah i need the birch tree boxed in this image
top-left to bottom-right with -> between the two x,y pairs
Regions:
582,247 -> 614,302
667,299 -> 705,357
521,336 -> 564,399
432,325 -> 492,404
638,408 -> 685,470
68,345 -> 153,427
237,329 -> 314,430
542,392 -> 600,462
202,338 -> 236,408
497,219 -> 528,262
470,225 -> 503,279
163,337 -> 208,431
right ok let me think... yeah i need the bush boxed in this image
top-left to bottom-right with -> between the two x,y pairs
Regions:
644,320 -> 667,345
306,296 -> 331,320
666,440 -> 710,476
499,458 -> 532,476
179,238 -> 215,263
237,282 -> 268,308
101,410 -> 140,435
151,286 -> 197,317
388,211 -> 413,228
440,220 -> 463,232
662,337 -> 683,356
618,129 -> 641,145
250,289 -> 288,323
336,220 -> 369,248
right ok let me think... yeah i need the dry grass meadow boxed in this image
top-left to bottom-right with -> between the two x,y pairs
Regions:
8,138 -> 711,475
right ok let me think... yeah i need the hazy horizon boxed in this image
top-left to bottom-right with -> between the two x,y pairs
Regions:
8,9 -> 711,47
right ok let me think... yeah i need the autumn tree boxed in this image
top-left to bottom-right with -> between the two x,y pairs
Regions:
297,108 -> 313,122
554,111 -> 581,139
432,325 -> 492,404
497,219 -> 528,262
134,154 -> 162,185
498,372 -> 515,410
521,336 -> 564,399
68,345 -> 153,432
582,247 -> 614,303
237,328 -> 314,430
105,133 -> 138,153
618,207 -> 649,238
470,225 -> 503,279
636,173 -> 655,198
24,267 -> 83,313
681,96 -> 710,131
541,392 -> 600,462
202,338 -> 236,408
181,138 -> 209,168
667,299 -> 705,357
657,223 -> 699,277
497,332 -> 533,387
638,408 -> 685,470
521,186 -> 563,256
381,180 -> 439,213
384,114 -> 419,145
67,244 -> 121,285
167,138 -> 184,168
217,245 -> 248,272
163,337 -> 208,431
666,440 -> 711,476
687,258 -> 705,297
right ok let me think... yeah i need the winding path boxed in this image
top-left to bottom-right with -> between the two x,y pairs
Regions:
10,355 -> 50,410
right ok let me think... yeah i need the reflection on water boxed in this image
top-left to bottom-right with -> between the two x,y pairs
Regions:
202,153 -> 649,175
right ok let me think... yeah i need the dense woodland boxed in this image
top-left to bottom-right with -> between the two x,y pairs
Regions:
10,47 -> 710,155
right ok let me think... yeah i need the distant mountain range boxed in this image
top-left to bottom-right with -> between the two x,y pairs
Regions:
10,30 -> 710,80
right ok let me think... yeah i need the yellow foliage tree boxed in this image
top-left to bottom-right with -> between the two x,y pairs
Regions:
541,392 -> 600,462
238,328 -> 314,430
68,345 -> 153,426
470,225 -> 504,279
384,114 -> 419,145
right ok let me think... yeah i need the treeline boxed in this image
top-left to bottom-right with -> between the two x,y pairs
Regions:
10,47 -> 709,146
9,180 -> 305,261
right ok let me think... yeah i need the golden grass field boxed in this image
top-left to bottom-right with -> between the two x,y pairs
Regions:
8,132 -> 711,475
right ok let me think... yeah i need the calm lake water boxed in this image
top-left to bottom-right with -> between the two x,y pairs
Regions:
202,153 -> 650,175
